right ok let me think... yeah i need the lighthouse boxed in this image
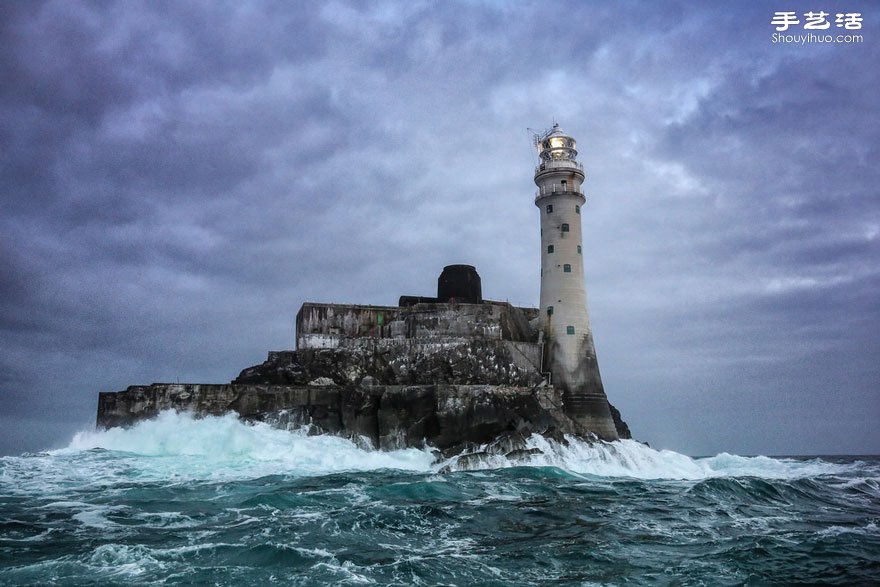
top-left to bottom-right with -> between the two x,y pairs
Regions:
534,123 -> 619,441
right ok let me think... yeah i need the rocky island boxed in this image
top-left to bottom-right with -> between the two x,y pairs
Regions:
96,125 -> 633,459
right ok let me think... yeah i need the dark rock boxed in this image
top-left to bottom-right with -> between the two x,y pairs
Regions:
377,386 -> 439,450
233,343 -> 543,388
505,448 -> 543,459
608,402 -> 632,440
96,382 -> 590,455
438,451 -> 492,473
436,433 -> 549,472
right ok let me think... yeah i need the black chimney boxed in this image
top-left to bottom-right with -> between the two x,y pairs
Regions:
437,265 -> 482,304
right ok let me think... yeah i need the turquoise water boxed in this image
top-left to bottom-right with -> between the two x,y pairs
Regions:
1,412 -> 878,585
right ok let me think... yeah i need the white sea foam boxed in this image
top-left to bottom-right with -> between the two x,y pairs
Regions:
57,411 -> 435,480
72,504 -> 128,529
818,521 -> 879,537
311,560 -> 376,584
26,410 -> 861,483
87,543 -> 164,576
437,435 -> 855,480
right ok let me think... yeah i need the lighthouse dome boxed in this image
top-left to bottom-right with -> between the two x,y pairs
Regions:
537,123 -> 577,162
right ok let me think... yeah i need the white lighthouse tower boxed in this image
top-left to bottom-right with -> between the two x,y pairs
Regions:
534,123 -> 618,440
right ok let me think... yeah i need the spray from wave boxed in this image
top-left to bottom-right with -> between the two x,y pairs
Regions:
60,411 -> 434,480
437,433 -> 850,479
49,411 -> 852,481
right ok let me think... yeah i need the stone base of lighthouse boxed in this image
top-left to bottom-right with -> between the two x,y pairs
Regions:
543,334 -> 619,441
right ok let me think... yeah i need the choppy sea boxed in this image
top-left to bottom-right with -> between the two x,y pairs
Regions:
1,412 -> 878,586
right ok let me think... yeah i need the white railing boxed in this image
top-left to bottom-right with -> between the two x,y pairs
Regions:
534,160 -> 584,175
535,184 -> 585,198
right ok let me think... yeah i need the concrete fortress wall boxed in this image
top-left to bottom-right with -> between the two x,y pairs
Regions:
296,302 -> 540,349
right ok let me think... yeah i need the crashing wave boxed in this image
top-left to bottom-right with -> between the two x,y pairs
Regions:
53,410 -> 850,481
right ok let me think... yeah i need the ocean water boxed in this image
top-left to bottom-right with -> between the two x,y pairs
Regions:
1,412 -> 878,586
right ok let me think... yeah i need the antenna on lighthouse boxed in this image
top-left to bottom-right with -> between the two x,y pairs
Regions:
527,128 -> 541,153
527,127 -> 551,156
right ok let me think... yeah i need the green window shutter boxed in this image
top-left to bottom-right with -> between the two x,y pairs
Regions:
563,264 -> 571,273
566,325 -> 575,335
547,245 -> 554,254
561,223 -> 569,232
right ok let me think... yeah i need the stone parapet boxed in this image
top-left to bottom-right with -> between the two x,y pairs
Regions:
295,301 -> 539,349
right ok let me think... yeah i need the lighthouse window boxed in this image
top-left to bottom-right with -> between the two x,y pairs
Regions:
547,245 -> 554,254
546,205 -> 553,214
547,306 -> 554,316
575,205 -> 580,214
566,326 -> 575,335
563,264 -> 571,272
577,245 -> 582,254
561,223 -> 569,232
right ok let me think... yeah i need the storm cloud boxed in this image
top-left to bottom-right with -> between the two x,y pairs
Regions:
1,0 -> 877,455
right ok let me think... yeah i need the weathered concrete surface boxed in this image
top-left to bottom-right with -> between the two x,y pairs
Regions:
296,301 -> 539,349
96,383 -> 605,453
542,334 -> 619,441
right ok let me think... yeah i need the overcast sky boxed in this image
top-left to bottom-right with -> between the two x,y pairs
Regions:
1,1 -> 877,456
